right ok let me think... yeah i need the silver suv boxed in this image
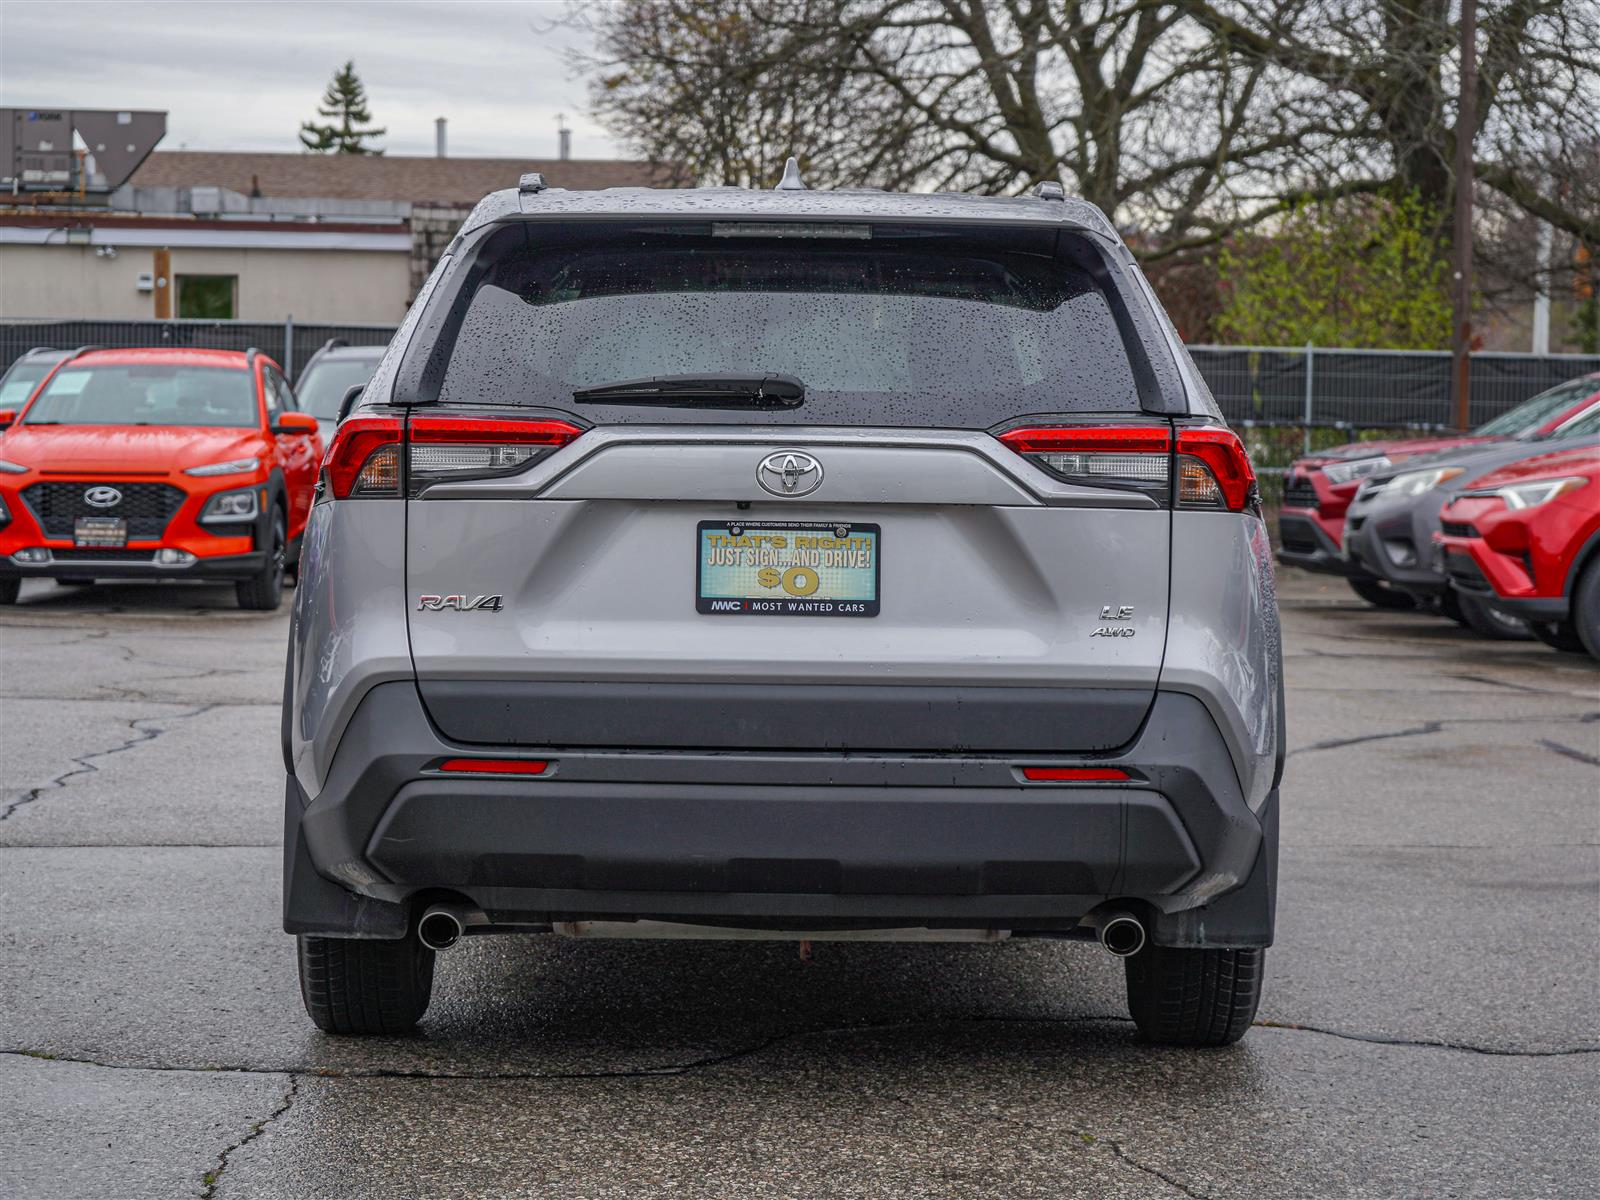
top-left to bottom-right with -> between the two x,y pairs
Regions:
283,170 -> 1283,1046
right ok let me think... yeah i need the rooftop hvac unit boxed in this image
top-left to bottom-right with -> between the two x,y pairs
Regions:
1,108 -> 166,194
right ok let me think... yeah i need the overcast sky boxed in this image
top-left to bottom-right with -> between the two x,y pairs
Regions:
0,0 -> 621,159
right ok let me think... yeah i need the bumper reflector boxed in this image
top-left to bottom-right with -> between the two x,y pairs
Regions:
1020,767 -> 1130,782
438,758 -> 550,776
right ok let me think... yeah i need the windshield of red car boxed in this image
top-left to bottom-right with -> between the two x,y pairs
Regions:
22,364 -> 258,429
1475,376 -> 1598,438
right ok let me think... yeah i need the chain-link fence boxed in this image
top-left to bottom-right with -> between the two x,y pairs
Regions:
0,318 -> 397,382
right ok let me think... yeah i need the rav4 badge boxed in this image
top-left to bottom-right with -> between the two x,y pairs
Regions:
417,594 -> 503,612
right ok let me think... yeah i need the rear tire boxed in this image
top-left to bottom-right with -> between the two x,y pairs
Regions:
236,507 -> 286,611
0,578 -> 17,605
1529,620 -> 1587,654
1124,945 -> 1263,1047
1347,577 -> 1416,610
297,934 -> 435,1035
1455,592 -> 1532,640
1574,559 -> 1600,662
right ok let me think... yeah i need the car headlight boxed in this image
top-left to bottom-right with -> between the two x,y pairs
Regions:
1479,476 -> 1591,511
185,457 -> 260,477
200,487 -> 261,523
1387,466 -> 1465,498
0,459 -> 28,474
1322,456 -> 1392,485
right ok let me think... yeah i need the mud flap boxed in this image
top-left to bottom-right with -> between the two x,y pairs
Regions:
1149,789 -> 1277,949
282,775 -> 409,939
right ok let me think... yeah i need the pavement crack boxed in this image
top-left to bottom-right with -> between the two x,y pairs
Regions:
1537,738 -> 1600,767
1288,722 -> 1443,757
1447,673 -> 1585,696
0,703 -> 218,823
1254,1019 -> 1600,1057
200,1074 -> 298,1199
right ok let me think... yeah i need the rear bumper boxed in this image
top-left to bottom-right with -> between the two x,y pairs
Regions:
285,681 -> 1277,948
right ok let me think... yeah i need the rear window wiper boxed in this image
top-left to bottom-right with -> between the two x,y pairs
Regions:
572,373 -> 804,409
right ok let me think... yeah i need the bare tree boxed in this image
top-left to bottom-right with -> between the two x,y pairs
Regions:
583,0 -> 1598,265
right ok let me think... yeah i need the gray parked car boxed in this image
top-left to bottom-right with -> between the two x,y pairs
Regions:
283,168 -> 1284,1045
1343,401 -> 1600,640
291,340 -> 388,440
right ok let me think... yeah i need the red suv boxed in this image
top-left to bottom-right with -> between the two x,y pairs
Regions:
1435,444 -> 1600,658
1278,373 -> 1600,605
0,347 -> 322,609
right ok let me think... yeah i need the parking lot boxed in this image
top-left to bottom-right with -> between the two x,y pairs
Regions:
1,569 -> 1595,1199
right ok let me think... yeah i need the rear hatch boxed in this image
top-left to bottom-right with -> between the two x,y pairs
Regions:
397,218 -> 1179,754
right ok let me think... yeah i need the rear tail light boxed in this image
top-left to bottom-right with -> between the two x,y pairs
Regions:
323,416 -> 403,499
1175,427 -> 1256,511
996,423 -> 1256,511
321,415 -> 586,499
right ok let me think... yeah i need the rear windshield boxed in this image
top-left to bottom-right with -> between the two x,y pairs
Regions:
427,222 -> 1145,426
23,364 -> 257,428
297,356 -> 382,419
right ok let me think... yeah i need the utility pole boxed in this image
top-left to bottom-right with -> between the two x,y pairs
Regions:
1452,0 -> 1477,429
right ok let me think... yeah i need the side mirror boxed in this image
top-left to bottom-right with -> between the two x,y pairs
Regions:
0,409 -> 15,432
272,412 -> 320,436
336,384 -> 364,425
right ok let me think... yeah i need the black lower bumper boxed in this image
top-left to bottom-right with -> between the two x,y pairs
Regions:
1470,593 -> 1569,620
0,550 -> 266,582
285,682 -> 1277,948
1276,512 -> 1365,578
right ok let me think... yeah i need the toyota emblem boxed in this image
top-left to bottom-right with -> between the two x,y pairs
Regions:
83,486 -> 123,509
756,451 -> 823,497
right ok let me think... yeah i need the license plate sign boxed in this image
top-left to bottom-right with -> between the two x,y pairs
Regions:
697,521 -> 880,616
74,517 -> 127,548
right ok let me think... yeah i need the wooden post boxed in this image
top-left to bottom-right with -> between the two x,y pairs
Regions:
153,247 -> 172,319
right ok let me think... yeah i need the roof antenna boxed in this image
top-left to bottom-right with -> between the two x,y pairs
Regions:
774,156 -> 807,191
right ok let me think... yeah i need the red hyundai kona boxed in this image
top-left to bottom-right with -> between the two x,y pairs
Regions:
1435,444 -> 1600,658
0,347 -> 322,609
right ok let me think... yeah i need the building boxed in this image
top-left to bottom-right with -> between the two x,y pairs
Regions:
0,149 -> 671,324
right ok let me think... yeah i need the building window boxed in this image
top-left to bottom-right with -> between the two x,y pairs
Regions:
176,275 -> 237,319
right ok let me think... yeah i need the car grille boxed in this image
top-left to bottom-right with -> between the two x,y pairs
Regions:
22,482 -> 186,540
1440,521 -> 1478,538
1282,476 -> 1319,510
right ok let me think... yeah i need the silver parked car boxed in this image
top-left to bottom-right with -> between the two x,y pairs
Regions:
283,168 -> 1283,1045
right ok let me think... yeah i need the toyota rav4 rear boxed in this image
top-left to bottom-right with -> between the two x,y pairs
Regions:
283,175 -> 1283,1046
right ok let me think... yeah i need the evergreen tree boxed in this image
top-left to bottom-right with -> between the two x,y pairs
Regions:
299,62 -> 385,155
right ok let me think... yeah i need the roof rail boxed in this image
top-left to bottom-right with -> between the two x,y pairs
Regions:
245,346 -> 262,369
1032,180 -> 1065,201
66,344 -> 100,362
24,345 -> 57,356
318,337 -> 348,355
519,172 -> 548,195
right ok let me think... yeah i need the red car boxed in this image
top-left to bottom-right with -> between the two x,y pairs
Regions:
0,347 -> 322,609
1278,373 -> 1600,606
1435,444 -> 1600,657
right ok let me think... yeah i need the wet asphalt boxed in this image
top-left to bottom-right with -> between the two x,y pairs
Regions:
0,570 -> 1595,1199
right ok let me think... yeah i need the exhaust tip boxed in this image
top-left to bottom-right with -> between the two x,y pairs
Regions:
1098,914 -> 1146,958
417,907 -> 465,951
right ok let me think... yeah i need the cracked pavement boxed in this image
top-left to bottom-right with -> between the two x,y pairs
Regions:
1,571 -> 1596,1199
